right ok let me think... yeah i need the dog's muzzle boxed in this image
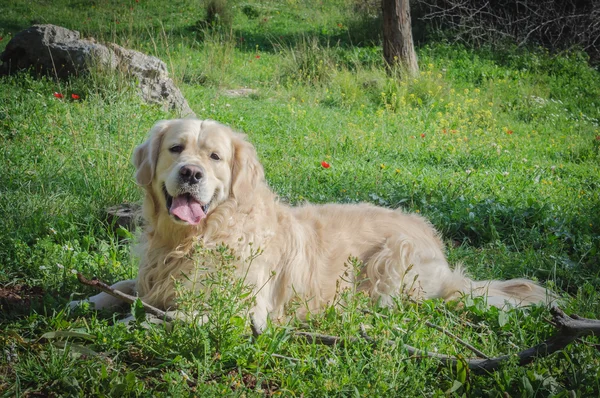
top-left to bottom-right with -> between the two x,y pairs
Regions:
163,182 -> 210,226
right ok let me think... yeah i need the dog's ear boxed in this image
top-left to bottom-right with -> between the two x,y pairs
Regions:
230,132 -> 265,200
133,120 -> 171,186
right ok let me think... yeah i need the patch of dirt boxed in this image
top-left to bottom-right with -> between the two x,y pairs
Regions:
227,369 -> 279,396
0,284 -> 44,311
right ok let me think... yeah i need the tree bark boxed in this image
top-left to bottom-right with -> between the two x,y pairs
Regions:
382,0 -> 419,75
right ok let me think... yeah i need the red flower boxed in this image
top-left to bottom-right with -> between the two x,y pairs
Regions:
0,37 -> 3,42
255,55 -> 260,59
595,135 -> 600,141
507,130 -> 513,135
71,93 -> 80,100
420,133 -> 426,138
53,92 -> 64,99
442,129 -> 447,134
321,161 -> 330,169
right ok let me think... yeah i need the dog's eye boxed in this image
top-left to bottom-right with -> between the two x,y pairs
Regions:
210,152 -> 221,161
169,145 -> 184,154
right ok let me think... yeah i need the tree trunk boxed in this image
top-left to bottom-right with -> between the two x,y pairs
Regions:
382,0 -> 419,75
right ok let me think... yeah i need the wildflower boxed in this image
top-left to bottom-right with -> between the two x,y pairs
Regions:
380,164 -> 386,169
225,103 -> 230,107
0,37 -> 3,41
70,269 -> 78,275
180,370 -> 191,381
39,266 -> 47,270
507,130 -> 513,135
53,92 -> 64,99
420,133 -> 426,138
321,161 -> 330,169
395,168 -> 401,174
502,171 -> 509,176
71,93 -> 80,100
56,263 -> 64,269
596,135 -> 600,141
550,165 -> 556,171
465,169 -> 472,175
255,55 -> 260,59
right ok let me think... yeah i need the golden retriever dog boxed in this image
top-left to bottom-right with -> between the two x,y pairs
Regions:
71,119 -> 553,330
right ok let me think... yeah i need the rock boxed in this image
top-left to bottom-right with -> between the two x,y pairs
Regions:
105,203 -> 142,233
0,24 -> 194,117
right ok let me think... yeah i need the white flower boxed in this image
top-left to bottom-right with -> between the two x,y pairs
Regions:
70,269 -> 78,275
49,228 -> 57,235
502,171 -> 509,176
465,169 -> 472,175
551,165 -> 556,171
56,263 -> 64,269
39,266 -> 47,270
522,158 -> 528,162
225,103 -> 231,107
180,370 -> 190,381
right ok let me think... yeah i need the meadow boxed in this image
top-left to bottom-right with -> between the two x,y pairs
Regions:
1,0 -> 599,396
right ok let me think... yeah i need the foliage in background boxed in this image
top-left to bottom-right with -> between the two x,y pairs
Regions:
0,0 -> 599,396
413,0 -> 600,64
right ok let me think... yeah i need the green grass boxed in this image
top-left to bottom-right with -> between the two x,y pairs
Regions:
1,0 -> 599,396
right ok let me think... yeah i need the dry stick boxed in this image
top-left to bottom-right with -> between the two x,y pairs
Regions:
362,308 -> 490,359
423,320 -> 490,359
297,307 -> 600,374
78,274 -> 600,373
75,273 -> 176,323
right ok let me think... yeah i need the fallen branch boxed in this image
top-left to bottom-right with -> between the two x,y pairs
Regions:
295,307 -> 600,374
362,308 -> 490,359
75,273 -> 176,322
77,274 -> 600,374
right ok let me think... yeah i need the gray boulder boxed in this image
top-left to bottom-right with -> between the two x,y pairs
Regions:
0,24 -> 194,117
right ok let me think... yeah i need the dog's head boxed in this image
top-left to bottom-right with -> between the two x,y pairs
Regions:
133,119 -> 264,226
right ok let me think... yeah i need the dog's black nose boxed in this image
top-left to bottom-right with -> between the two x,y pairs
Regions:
179,165 -> 203,184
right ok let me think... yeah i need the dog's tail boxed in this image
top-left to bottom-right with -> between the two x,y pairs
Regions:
447,266 -> 556,308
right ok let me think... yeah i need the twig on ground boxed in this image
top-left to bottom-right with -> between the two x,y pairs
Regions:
285,308 -> 600,374
75,273 -> 176,322
78,274 -> 600,374
362,308 -> 490,358
423,320 -> 490,359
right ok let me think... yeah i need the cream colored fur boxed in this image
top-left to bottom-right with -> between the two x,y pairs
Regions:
71,119 -> 554,329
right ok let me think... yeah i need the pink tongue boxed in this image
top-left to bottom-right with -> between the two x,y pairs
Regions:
170,195 -> 206,225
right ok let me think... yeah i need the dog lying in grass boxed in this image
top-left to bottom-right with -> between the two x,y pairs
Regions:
71,119 -> 554,329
